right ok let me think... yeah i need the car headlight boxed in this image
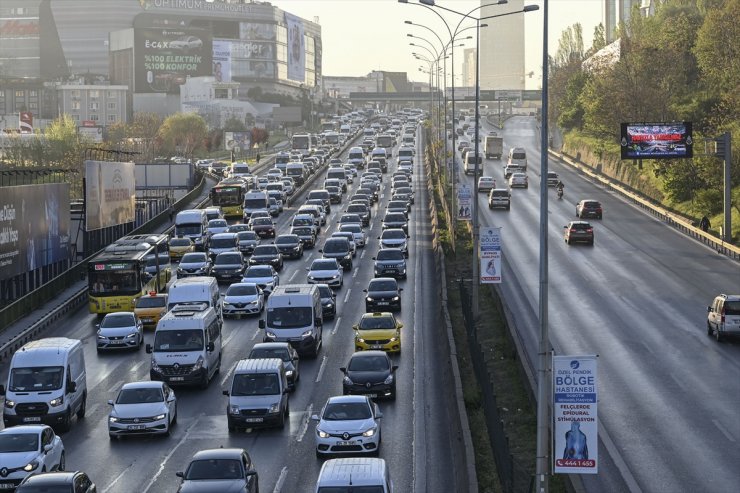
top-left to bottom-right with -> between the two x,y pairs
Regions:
343,376 -> 353,385
97,333 -> 105,339
366,297 -> 374,302
4,399 -> 15,409
356,336 -> 366,343
384,374 -> 395,384
268,403 -> 280,414
49,396 -> 64,407
307,275 -> 315,280
285,370 -> 294,376
265,331 -> 276,339
392,296 -> 400,301
389,337 -> 398,342
151,357 -> 161,372
229,405 -> 241,416
331,274 -> 339,279
23,461 -> 39,472
317,428 -> 330,438
125,332 -> 138,339
362,427 -> 377,437
109,416 -> 119,423
192,356 -> 204,371
301,329 -> 313,338
153,414 -> 166,421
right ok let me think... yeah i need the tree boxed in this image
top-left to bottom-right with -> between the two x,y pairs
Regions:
223,116 -> 247,132
250,127 -> 269,146
157,113 -> 208,158
127,112 -> 163,161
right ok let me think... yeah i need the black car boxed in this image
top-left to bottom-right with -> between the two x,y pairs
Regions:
373,248 -> 407,279
357,186 -> 378,203
211,252 -> 246,283
346,203 -> 371,226
320,237 -> 353,271
317,283 -> 337,319
274,234 -> 304,260
326,186 -> 343,204
387,199 -> 410,217
236,231 -> 260,255
290,226 -> 316,249
382,212 -> 409,234
249,244 -> 284,271
364,277 -> 403,312
176,448 -> 258,493
341,351 -> 398,400
248,342 -> 300,390
576,200 -> 603,219
16,471 -> 97,493
307,190 -> 331,213
250,217 -> 276,238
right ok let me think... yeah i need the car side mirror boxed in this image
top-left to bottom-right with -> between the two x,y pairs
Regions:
392,365 -> 399,372
375,411 -> 383,419
67,381 -> 77,393
95,324 -> 100,329
339,367 -> 347,373
371,257 -> 376,261
707,306 -> 713,312
318,249 -> 323,253
311,414 -> 320,421
207,342 -> 215,352
107,399 -> 114,406
0,385 -> 5,395
176,472 -> 184,478
44,443 -> 53,453
259,319 -> 266,329
246,470 -> 258,476
146,344 -> 153,353
222,390 -> 230,396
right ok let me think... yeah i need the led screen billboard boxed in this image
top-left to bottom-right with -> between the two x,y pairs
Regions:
0,184 -> 70,279
85,160 -> 136,231
620,122 -> 693,159
135,27 -> 212,93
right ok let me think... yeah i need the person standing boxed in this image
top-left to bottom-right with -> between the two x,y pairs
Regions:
256,152 -> 261,165
700,215 -> 710,232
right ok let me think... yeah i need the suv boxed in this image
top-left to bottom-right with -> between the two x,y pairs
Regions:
707,294 -> 740,342
488,189 -> 511,210
320,238 -> 353,271
576,200 -> 603,219
563,221 -> 594,245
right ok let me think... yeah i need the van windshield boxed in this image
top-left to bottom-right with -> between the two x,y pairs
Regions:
318,488 -> 384,493
9,366 -> 64,392
231,373 -> 280,396
176,224 -> 203,236
153,329 -> 204,352
266,307 -> 313,329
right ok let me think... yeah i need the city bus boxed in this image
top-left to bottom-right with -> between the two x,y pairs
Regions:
210,182 -> 245,218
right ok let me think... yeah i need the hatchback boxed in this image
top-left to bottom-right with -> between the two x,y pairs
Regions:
222,283 -> 264,318
478,176 -> 496,192
312,396 -> 383,458
0,425 -> 65,488
242,265 -> 279,293
576,200 -> 603,219
707,294 -> 740,342
342,350 -> 398,397
307,259 -> 344,288
249,245 -> 283,271
364,278 -> 403,312
211,252 -> 246,283
274,234 -> 304,260
97,312 -> 143,352
353,313 -> 403,354
248,343 -> 300,390
509,173 -> 528,188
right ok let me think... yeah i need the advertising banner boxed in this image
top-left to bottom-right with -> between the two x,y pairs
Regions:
224,132 -> 252,152
620,122 -> 693,159
0,184 -> 70,280
134,27 -> 212,93
78,126 -> 103,143
19,112 -> 33,134
479,227 -> 502,284
553,355 -> 599,475
212,39 -> 232,83
285,13 -> 305,82
85,160 -> 136,231
240,22 -> 277,41
457,183 -> 471,221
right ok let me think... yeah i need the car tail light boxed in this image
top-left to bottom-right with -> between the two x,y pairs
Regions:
570,229 -> 577,233
586,228 -> 593,233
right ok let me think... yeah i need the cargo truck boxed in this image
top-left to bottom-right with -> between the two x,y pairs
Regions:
484,135 -> 504,160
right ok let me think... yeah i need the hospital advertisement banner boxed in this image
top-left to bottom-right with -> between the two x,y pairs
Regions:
212,39 -> 232,82
457,183 -> 471,221
284,12 -> 305,81
85,160 -> 136,231
553,355 -> 598,474
479,227 -> 502,284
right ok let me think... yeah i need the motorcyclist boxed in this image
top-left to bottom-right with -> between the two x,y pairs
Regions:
556,180 -> 564,198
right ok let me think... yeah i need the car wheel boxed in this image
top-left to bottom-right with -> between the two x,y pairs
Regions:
589,239 -> 594,246
715,327 -> 724,342
58,451 -> 65,471
58,410 -> 72,433
172,407 -> 178,425
76,393 -> 87,419
565,238 -> 570,244
707,323 -> 713,336
164,420 -> 171,437
109,433 -> 117,441
228,423 -> 236,433
278,407 -> 286,429
315,449 -> 323,459
199,373 -> 209,390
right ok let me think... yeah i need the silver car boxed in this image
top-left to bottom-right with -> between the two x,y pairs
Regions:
108,381 -> 177,439
0,425 -> 65,487
97,312 -> 143,352
222,283 -> 264,318
242,265 -> 279,293
307,259 -> 344,289
312,395 -> 383,458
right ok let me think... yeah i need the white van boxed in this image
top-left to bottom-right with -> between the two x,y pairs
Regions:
315,458 -> 393,493
168,276 -> 221,321
326,167 -> 348,192
229,162 -> 251,179
243,190 -> 269,220
397,147 -> 414,163
1,338 -> 87,432
147,303 -> 222,388
259,284 -> 323,357
223,358 -> 290,431
348,147 -> 366,169
464,151 -> 484,175
175,209 -> 208,251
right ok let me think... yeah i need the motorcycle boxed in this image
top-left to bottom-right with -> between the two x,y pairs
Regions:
557,187 -> 564,200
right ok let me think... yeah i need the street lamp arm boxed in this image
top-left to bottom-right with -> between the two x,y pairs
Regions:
405,21 -> 445,52
408,34 -> 440,60
479,4 -> 539,21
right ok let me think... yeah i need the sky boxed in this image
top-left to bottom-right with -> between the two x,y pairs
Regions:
274,0 -> 603,89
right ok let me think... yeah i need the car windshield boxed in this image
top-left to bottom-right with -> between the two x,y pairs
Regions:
322,402 -> 371,421
385,213 -> 405,222
369,280 -> 397,291
341,224 -> 361,233
237,232 -> 257,241
215,254 -> 242,265
266,306 -> 313,328
170,238 -> 191,247
340,215 -> 360,224
227,284 -> 258,296
245,266 -> 272,278
318,286 -> 333,298
9,366 -> 64,392
348,354 -> 390,371
359,316 -> 396,330
275,236 -> 298,245
389,201 -> 406,209
249,347 -> 291,362
153,329 -> 204,352
293,227 -> 312,236
252,218 -> 272,226
231,373 -> 280,396
253,246 -> 277,256
185,459 -> 244,480
377,250 -> 404,261
101,314 -> 135,328
347,205 -> 365,214
116,387 -> 163,404
210,238 -> 235,249
0,433 -> 38,453
323,240 -> 348,253
182,253 -> 207,263
382,230 -> 406,240
208,220 -> 227,228
136,297 -> 166,308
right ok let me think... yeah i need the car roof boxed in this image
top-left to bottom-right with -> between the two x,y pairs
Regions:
0,424 -> 47,434
22,472 -> 78,484
120,380 -> 164,391
326,395 -> 370,405
191,448 -> 246,461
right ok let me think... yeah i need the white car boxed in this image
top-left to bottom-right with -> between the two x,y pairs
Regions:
207,219 -> 229,237
281,178 -> 295,195
108,381 -> 177,439
339,223 -> 367,248
478,176 -> 496,192
97,312 -> 143,352
509,172 -> 529,188
221,283 -> 264,318
0,425 -> 65,485
307,258 -> 344,289
242,265 -> 279,293
169,35 -> 202,52
312,395 -> 383,458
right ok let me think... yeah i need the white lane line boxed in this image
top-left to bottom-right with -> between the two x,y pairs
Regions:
343,288 -> 352,303
223,329 -> 239,348
272,466 -> 289,493
352,267 -> 359,278
669,373 -> 687,393
289,270 -> 298,282
90,366 -> 118,392
712,419 -> 737,442
251,329 -> 260,340
142,416 -> 201,493
130,360 -> 146,374
331,317 -> 342,336
107,380 -> 124,394
295,404 -> 313,443
640,341 -> 655,355
361,250 -> 366,259
315,356 -> 328,383
86,404 -> 99,417
102,463 -> 135,493
305,256 -> 313,264
220,361 -> 238,387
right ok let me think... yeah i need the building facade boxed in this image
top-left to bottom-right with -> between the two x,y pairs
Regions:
461,48 -> 476,88
478,0 -> 525,91
57,84 -> 128,126
603,0 -> 659,43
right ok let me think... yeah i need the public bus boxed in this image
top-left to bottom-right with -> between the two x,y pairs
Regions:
210,182 -> 245,218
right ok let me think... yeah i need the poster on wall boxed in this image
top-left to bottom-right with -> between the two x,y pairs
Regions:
239,22 -> 276,41
553,355 -> 599,475
284,13 -> 305,82
212,39 -> 232,82
479,227 -> 502,284
0,184 -> 70,279
85,160 -> 136,231
457,184 -> 471,220
224,132 -> 252,152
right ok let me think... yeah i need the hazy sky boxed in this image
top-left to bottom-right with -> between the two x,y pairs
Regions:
274,0 -> 603,89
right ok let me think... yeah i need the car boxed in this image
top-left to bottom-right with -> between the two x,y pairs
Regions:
393,186 -> 415,205
381,212 -> 408,234
387,199 -> 410,216
298,204 -> 326,226
378,229 -> 409,257
398,162 -> 414,175
341,351 -> 398,401
108,381 -> 177,439
250,217 -> 276,238
268,197 -> 281,217
346,204 -> 371,226
326,186 -> 343,204
576,200 -> 603,219
15,471 -> 95,493
169,237 -> 195,261
96,312 -> 143,352
457,140 -> 469,151
169,35 -> 203,52
563,221 -> 594,245
372,248 -> 407,279
248,343 -> 300,390
339,223 -> 367,248
503,164 -> 523,178
204,207 -> 224,222
364,277 -> 403,312
177,252 -> 212,277
206,218 -> 229,238
236,231 -> 260,256
488,188 -> 511,210
478,176 -> 496,192
248,210 -> 271,222
320,238 -> 354,271
274,234 -> 304,260
227,224 -> 251,234
292,214 -> 320,236
242,265 -> 279,293
290,226 -> 317,249
508,172 -> 528,188
353,313 -> 403,354
546,172 -> 559,187
208,232 -> 239,259
134,292 -> 168,329
0,425 -> 65,488
222,283 -> 264,318
211,252 -> 246,283
312,395 -> 383,458
307,259 -> 344,289
317,284 -> 337,319
331,232 -> 357,257
176,448 -> 259,493
707,294 -> 740,342
281,178 -> 295,195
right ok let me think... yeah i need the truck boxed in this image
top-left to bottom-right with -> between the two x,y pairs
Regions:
484,135 -> 504,160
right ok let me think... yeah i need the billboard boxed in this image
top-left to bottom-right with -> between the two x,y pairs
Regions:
224,132 -> 252,152
240,22 -> 277,41
19,112 -> 33,134
457,184 -> 471,220
135,27 -> 212,93
85,160 -> 136,231
479,227 -> 502,284
553,355 -> 598,475
620,122 -> 693,159
78,126 -> 103,143
273,106 -> 302,124
0,184 -> 70,279
212,39 -> 232,82
285,13 -> 305,81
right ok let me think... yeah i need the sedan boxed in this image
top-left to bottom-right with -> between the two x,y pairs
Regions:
341,351 -> 398,399
326,186 -> 343,204
392,187 -> 414,205
478,176 -> 496,192
250,217 -> 276,238
0,425 -> 65,489
381,212 -> 408,234
16,472 -> 95,493
339,223 -> 367,248
364,278 -> 403,312
108,381 -> 177,439
169,237 -> 195,261
353,313 -> 403,354
211,252 -> 246,283
248,343 -> 300,390
373,248 -> 407,279
236,231 -> 260,256
317,284 -> 337,319
176,448 -> 259,493
346,204 -> 371,226
457,140 -> 470,151
546,171 -> 559,187
274,234 -> 304,260
290,226 -> 317,249
207,219 -> 229,238
177,252 -> 212,277
249,245 -> 283,271
307,259 -> 344,289
242,265 -> 279,293
508,172 -> 529,188
378,229 -> 409,257
564,221 -> 595,245
387,200 -> 410,216
312,395 -> 383,458
576,199 -> 603,219
97,312 -> 143,352
221,283 -> 264,318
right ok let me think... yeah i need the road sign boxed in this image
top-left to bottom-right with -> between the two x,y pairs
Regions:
479,227 -> 501,283
457,184 -> 471,220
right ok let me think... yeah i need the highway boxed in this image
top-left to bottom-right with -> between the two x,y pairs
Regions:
0,129 -> 469,493
456,115 -> 740,493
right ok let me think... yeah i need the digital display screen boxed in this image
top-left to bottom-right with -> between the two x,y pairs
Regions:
620,122 -> 693,159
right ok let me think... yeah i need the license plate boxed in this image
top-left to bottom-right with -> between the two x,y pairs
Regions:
371,345 -> 383,349
110,340 -> 124,345
366,394 -> 378,398
383,270 -> 396,274
128,425 -> 146,430
0,484 -> 16,489
142,318 -> 153,323
23,417 -> 41,422
377,301 -> 389,305
169,376 -> 185,382
337,440 -> 356,446
245,417 -> 263,423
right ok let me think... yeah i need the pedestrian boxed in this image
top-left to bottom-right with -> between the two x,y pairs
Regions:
256,152 -> 261,165
168,205 -> 174,223
700,215 -> 710,232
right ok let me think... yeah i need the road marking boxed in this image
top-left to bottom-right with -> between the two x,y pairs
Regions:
305,256 -> 313,264
344,288 -> 352,303
315,356 -> 328,383
142,415 -> 201,493
220,361 -> 238,387
272,466 -> 289,493
130,360 -> 146,374
102,463 -> 135,493
332,317 -> 342,336
107,380 -> 124,393
352,267 -> 359,278
289,270 -> 298,282
713,419 -> 737,442
223,329 -> 238,347
86,403 -> 99,417
295,404 -> 313,443
361,250 -> 366,259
